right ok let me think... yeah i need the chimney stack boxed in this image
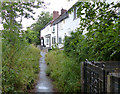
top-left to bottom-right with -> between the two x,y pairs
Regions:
53,11 -> 59,20
61,9 -> 67,15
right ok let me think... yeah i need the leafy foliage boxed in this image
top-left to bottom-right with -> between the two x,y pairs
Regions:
25,27 -> 39,45
45,49 -> 81,92
2,43 -> 40,93
31,11 -> 52,32
1,1 -> 42,93
64,1 -> 120,61
28,12 -> 52,45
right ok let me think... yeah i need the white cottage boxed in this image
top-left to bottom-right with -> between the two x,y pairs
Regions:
40,0 -> 120,49
40,11 -> 59,48
40,4 -> 81,49
40,22 -> 52,48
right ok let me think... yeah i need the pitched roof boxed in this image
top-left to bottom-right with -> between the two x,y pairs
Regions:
40,1 -> 78,31
52,2 -> 78,25
40,10 -> 69,31
40,21 -> 52,31
52,11 -> 69,25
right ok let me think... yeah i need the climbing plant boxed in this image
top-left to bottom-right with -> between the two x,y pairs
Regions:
64,1 -> 120,61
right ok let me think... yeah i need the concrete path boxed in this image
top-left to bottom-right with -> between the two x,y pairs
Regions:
35,51 -> 55,93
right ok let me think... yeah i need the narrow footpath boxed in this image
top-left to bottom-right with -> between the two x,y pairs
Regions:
35,51 -> 55,93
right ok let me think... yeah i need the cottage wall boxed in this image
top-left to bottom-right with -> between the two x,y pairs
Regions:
41,24 -> 52,48
58,10 -> 80,48
40,0 -> 119,49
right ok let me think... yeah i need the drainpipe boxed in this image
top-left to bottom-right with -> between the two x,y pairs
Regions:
57,24 -> 59,48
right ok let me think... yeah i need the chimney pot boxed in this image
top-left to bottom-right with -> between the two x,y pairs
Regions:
61,9 -> 67,15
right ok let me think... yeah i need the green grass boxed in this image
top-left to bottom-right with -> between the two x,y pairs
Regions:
2,44 -> 41,93
45,49 -> 81,92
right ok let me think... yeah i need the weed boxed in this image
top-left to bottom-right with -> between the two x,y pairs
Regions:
45,49 -> 81,92
2,43 -> 41,93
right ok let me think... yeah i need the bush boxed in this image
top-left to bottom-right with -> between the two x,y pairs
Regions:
64,2 -> 120,61
2,41 -> 41,93
45,49 -> 81,92
64,31 -> 89,62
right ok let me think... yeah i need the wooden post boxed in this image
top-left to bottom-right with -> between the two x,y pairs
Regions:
107,74 -> 113,93
81,62 -> 85,92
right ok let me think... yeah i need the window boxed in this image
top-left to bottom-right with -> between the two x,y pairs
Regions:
73,7 -> 77,19
52,25 -> 55,33
46,38 -> 49,45
59,37 -> 62,44
52,37 -> 56,44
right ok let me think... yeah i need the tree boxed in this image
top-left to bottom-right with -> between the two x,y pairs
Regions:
1,1 -> 43,43
0,1 -> 44,92
28,11 -> 52,45
25,27 -> 39,45
32,12 -> 52,32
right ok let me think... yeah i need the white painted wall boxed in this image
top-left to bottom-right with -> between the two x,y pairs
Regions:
41,9 -> 81,48
50,24 -> 58,47
41,24 -> 52,48
41,0 -> 119,49
58,11 -> 80,48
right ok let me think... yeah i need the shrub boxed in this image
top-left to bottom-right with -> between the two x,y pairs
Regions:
2,42 -> 41,93
45,49 -> 81,92
64,2 -> 120,61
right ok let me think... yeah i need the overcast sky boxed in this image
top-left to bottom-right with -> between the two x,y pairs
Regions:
0,0 -> 119,30
0,0 -> 77,30
21,0 -> 119,30
21,0 -> 78,30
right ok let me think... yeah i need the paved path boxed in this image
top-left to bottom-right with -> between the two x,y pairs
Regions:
35,51 -> 55,93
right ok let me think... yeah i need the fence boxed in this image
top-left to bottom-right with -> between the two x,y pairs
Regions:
81,60 -> 120,93
107,73 -> 120,93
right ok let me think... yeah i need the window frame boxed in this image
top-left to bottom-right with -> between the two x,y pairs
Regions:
52,36 -> 56,44
59,37 -> 62,44
52,25 -> 55,33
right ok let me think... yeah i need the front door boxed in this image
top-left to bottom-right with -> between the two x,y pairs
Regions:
41,37 -> 44,47
49,36 -> 51,48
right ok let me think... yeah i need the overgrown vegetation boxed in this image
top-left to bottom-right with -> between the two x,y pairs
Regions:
2,43 -> 40,93
45,1 -> 120,93
65,1 -> 120,61
1,1 -> 42,93
0,35 -> 1,91
45,49 -> 81,92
